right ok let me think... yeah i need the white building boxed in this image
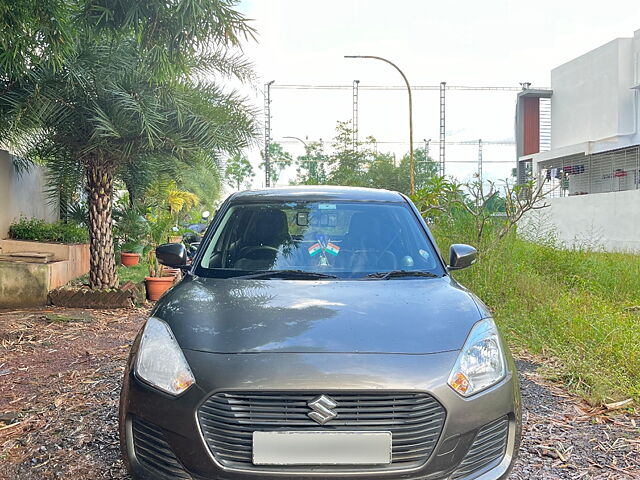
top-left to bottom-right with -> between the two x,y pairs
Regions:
516,29 -> 640,251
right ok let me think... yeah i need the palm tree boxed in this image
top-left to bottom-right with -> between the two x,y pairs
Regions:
0,3 -> 257,288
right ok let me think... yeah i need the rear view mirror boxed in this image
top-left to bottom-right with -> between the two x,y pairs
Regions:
156,243 -> 188,268
448,244 -> 477,270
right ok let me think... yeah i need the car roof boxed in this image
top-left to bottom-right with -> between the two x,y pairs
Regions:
229,185 -> 405,203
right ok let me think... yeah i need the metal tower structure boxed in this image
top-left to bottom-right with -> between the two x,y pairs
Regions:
423,138 -> 431,158
477,139 -> 483,185
264,80 -> 274,187
352,80 -> 360,150
439,82 -> 446,176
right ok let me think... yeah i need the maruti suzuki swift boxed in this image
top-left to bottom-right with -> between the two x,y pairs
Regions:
119,186 -> 522,480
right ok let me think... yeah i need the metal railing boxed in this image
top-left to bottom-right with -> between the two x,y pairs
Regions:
538,146 -> 640,198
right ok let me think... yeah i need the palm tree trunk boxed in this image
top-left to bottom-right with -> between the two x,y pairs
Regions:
86,161 -> 118,289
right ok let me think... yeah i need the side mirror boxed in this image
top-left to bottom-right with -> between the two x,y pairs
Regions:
448,244 -> 477,270
156,243 -> 188,268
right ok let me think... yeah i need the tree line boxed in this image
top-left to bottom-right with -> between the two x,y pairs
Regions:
225,120 -> 439,194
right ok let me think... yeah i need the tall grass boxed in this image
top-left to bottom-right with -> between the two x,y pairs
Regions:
433,214 -> 640,404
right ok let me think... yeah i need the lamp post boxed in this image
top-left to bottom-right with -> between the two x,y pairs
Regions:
264,80 -> 275,187
345,55 -> 415,194
283,136 -> 308,148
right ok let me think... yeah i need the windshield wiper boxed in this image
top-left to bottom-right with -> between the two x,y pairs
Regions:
231,269 -> 339,280
363,270 -> 440,280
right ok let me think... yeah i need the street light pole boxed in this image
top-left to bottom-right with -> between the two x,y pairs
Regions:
283,136 -> 308,148
264,80 -> 275,187
345,55 -> 415,195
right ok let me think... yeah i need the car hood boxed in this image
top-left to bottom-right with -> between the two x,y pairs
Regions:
153,275 -> 484,354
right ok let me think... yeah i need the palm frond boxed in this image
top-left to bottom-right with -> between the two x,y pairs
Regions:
189,48 -> 256,84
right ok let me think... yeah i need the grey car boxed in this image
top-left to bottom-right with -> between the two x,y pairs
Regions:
119,186 -> 521,480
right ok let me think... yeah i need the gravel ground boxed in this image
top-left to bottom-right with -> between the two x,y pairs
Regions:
0,307 -> 638,479
512,361 -> 639,479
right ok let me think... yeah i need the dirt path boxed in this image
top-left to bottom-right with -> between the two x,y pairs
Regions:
1,307 -> 638,480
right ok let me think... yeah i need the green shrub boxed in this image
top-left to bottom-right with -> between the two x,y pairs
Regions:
9,217 -> 89,244
433,216 -> 640,405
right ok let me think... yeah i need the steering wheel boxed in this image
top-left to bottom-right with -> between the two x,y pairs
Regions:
373,232 -> 400,266
241,245 -> 279,259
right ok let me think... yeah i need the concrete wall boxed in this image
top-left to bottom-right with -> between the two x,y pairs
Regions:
521,189 -> 640,252
0,240 -> 90,307
550,37 -> 637,150
0,239 -> 90,276
0,261 -> 51,308
0,150 -> 59,239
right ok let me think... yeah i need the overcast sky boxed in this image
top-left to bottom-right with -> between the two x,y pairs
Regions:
233,0 -> 640,188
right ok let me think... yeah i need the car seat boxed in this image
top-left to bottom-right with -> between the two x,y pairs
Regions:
234,209 -> 290,271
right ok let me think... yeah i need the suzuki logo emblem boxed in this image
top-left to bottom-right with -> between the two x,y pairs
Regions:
307,395 -> 338,425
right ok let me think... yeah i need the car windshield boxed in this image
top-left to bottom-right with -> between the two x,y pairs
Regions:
196,201 -> 444,279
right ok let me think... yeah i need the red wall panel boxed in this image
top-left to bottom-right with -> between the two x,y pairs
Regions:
522,97 -> 540,155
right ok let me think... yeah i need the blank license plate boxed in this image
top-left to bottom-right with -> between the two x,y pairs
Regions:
253,431 -> 392,465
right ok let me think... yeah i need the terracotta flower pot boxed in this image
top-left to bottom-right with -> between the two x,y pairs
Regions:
120,252 -> 141,267
168,235 -> 183,244
145,276 -> 175,301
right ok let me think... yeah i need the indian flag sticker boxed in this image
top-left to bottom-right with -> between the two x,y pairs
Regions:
308,243 -> 322,256
326,242 -> 341,256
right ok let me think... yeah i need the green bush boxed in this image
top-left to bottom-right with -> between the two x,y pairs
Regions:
9,217 -> 89,244
433,217 -> 640,405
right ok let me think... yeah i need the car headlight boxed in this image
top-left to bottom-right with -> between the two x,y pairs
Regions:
135,317 -> 195,395
448,318 -> 506,397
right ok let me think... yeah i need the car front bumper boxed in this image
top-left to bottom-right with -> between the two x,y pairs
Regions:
120,348 -> 521,480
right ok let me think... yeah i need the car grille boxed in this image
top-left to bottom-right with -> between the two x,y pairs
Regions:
450,416 -> 509,479
197,392 -> 446,472
132,417 -> 192,479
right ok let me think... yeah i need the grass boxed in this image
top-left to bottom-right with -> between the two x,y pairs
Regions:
117,262 -> 149,284
70,260 -> 149,287
434,218 -> 640,405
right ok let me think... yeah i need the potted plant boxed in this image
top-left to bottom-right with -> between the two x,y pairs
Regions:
115,204 -> 148,267
120,242 -> 142,267
144,211 -> 176,301
142,182 -> 199,300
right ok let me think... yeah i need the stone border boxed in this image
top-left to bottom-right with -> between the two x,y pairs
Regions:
48,281 -> 145,309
